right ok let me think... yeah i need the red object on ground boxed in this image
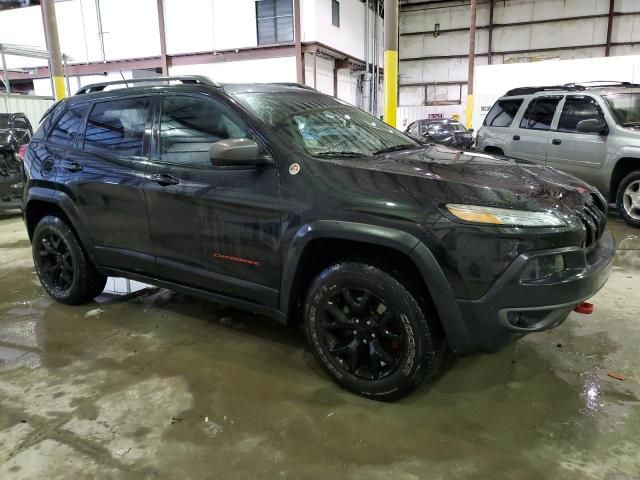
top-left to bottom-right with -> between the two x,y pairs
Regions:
574,302 -> 594,314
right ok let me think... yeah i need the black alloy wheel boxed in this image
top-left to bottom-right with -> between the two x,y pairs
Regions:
37,231 -> 75,293
320,288 -> 405,381
304,262 -> 444,401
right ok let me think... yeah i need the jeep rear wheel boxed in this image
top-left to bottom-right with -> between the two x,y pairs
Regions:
616,171 -> 640,228
304,262 -> 444,401
33,215 -> 107,305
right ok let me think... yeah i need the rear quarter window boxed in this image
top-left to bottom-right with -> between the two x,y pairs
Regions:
47,104 -> 90,147
483,99 -> 524,127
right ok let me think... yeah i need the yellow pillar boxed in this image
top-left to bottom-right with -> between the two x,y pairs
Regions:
466,94 -> 473,129
41,0 -> 66,100
383,0 -> 398,127
52,75 -> 66,101
383,50 -> 398,127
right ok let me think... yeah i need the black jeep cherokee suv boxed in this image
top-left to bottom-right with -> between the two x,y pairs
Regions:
21,76 -> 615,400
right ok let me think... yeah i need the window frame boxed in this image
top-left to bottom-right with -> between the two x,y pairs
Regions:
153,93 -> 270,170
556,94 -> 607,135
82,95 -> 154,158
255,0 -> 294,45
518,95 -> 563,131
332,0 -> 340,27
483,98 -> 524,128
46,102 -> 91,149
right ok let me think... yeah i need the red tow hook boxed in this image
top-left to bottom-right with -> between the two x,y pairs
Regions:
574,302 -> 594,314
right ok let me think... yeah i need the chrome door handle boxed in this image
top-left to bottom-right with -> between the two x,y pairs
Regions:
63,161 -> 83,172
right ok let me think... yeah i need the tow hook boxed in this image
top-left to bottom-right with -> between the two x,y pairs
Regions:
574,302 -> 594,314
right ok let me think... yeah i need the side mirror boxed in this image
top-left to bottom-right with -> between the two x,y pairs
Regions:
576,118 -> 608,135
209,138 -> 270,166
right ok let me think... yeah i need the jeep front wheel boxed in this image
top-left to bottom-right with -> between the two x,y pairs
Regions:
617,170 -> 640,228
303,262 -> 444,401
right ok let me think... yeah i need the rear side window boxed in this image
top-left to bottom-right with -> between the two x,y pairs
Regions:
48,104 -> 89,147
483,99 -> 523,127
557,96 -> 605,132
519,97 -> 562,131
84,97 -> 151,156
159,95 -> 252,167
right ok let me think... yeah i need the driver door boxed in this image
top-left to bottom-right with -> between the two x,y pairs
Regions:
144,94 -> 282,308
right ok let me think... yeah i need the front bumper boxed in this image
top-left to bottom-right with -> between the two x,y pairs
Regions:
456,229 -> 615,353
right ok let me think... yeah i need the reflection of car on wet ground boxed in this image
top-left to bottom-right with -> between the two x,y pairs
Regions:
405,118 -> 474,150
476,82 -> 640,228
0,113 -> 31,211
21,76 -> 614,401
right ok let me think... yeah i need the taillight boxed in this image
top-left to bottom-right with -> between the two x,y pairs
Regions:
17,144 -> 27,159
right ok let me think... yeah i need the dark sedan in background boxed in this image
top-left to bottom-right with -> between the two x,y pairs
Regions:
405,118 -> 474,150
0,113 -> 31,211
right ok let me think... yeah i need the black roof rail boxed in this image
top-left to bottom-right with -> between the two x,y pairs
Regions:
505,85 -> 582,96
75,75 -> 220,95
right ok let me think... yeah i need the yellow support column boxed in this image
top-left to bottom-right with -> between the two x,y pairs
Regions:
383,0 -> 398,127
383,50 -> 398,127
41,0 -> 66,100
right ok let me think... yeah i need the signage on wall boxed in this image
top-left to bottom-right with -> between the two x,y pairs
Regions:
427,113 -> 444,120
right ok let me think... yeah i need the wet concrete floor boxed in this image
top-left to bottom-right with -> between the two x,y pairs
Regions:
0,210 -> 639,479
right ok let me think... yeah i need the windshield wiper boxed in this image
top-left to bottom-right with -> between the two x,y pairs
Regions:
373,144 -> 422,155
314,151 -> 367,158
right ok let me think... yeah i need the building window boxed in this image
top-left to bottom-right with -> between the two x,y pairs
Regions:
332,0 -> 340,27
256,0 -> 294,45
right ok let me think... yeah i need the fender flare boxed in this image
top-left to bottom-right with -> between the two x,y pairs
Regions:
280,220 -> 474,354
24,188 -> 97,260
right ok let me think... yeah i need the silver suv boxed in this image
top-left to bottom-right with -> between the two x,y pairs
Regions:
476,82 -> 640,227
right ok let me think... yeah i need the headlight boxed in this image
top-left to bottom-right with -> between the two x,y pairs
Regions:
446,204 -> 567,227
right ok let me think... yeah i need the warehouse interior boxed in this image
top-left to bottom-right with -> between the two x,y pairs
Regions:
1,0 -> 640,478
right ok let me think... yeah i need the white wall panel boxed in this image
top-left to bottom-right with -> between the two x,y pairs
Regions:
0,94 -> 53,127
169,57 -> 297,83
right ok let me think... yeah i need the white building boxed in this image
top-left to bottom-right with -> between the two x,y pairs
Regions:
0,0 -> 383,114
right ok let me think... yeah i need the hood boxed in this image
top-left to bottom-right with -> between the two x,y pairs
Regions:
322,145 -> 599,215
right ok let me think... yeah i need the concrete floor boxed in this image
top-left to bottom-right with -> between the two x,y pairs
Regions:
0,211 -> 638,480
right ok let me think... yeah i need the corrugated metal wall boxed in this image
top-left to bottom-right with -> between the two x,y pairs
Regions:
0,94 -> 54,127
398,0 -> 640,124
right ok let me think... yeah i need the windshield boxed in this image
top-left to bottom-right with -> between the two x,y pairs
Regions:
234,92 -> 418,157
604,93 -> 640,125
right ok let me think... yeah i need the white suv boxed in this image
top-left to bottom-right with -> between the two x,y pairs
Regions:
476,82 -> 640,227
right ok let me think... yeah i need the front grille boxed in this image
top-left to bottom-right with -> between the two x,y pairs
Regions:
577,194 -> 607,251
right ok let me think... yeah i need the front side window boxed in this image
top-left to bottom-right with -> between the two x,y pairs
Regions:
235,91 -> 417,157
519,97 -> 562,131
604,92 -> 640,126
159,96 -> 253,167
48,104 -> 89,147
84,97 -> 151,156
256,0 -> 293,45
557,96 -> 605,133
483,99 -> 523,127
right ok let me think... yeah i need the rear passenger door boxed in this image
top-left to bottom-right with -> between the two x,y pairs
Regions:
545,95 -> 609,186
478,98 -> 524,154
144,94 -> 282,308
509,96 -> 562,164
57,96 -> 155,273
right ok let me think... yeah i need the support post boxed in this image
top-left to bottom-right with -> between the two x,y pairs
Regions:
41,0 -> 66,100
157,0 -> 169,75
383,0 -> 398,127
63,53 -> 70,96
294,0 -> 304,84
0,45 -> 9,94
466,0 -> 477,129
488,0 -> 494,64
313,51 -> 317,89
605,0 -> 615,56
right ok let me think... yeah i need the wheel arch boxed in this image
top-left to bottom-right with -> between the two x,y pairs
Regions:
24,190 -> 96,260
280,221 -> 475,354
610,157 -> 640,203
